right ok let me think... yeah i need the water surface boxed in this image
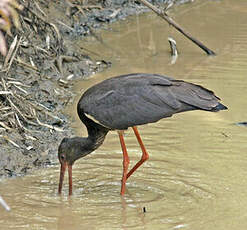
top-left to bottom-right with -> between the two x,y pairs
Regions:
1,0 -> 247,229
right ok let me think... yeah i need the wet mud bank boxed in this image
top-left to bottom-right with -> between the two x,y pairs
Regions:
0,0 -> 192,178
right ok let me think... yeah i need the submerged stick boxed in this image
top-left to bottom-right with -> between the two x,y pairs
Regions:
137,0 -> 216,55
168,37 -> 178,64
168,37 -> 177,56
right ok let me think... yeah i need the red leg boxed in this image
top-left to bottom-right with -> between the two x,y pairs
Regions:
127,126 -> 149,179
118,131 -> 130,196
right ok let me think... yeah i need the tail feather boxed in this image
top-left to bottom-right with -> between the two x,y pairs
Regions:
171,81 -> 227,112
211,103 -> 228,112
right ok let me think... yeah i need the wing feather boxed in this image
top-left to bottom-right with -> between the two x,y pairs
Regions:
170,81 -> 220,110
79,73 -> 222,130
82,85 -> 180,129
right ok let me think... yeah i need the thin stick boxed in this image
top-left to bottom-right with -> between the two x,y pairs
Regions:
0,121 -> 11,130
1,135 -> 20,148
3,35 -> 18,68
32,109 -> 64,132
137,0 -> 216,55
6,36 -> 23,74
15,57 -> 39,71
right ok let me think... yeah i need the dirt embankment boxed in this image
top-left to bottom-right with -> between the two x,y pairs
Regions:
0,0 -> 192,178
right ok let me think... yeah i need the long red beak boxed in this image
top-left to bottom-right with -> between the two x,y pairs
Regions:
58,162 -> 73,196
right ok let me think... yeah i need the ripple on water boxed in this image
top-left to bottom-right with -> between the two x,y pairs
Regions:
62,152 -> 216,209
0,137 -> 217,229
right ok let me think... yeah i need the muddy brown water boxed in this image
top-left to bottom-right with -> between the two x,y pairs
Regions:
1,0 -> 247,229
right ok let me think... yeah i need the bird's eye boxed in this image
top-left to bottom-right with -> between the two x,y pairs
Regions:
60,155 -> 65,160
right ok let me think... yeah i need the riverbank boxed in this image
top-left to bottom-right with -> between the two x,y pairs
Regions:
0,0 -> 193,177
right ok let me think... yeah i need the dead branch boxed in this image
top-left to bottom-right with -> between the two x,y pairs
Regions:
137,0 -> 216,55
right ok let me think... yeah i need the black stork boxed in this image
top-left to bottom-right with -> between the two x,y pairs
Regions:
58,73 -> 227,196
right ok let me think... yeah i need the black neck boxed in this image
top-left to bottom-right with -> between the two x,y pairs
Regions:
87,125 -> 109,151
77,107 -> 109,151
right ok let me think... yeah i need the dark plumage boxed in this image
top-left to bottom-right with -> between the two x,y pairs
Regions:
58,73 -> 227,196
